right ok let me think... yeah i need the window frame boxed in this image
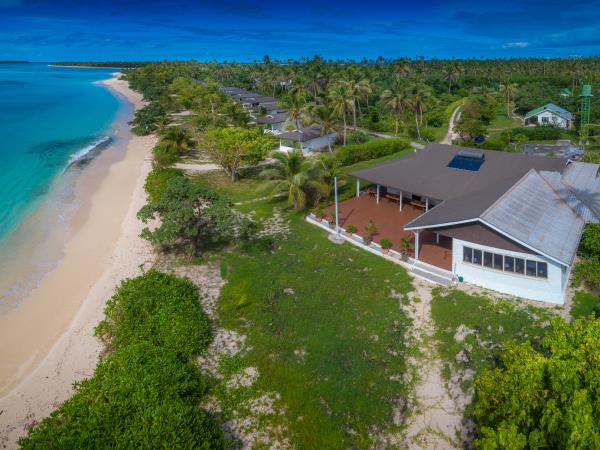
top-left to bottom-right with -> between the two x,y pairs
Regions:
461,245 -> 548,280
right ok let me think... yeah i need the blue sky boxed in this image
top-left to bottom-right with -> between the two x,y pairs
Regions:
1,0 -> 599,61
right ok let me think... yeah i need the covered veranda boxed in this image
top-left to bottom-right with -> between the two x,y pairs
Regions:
324,189 -> 453,271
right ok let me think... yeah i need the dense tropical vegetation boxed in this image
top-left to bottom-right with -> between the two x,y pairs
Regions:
19,271 -> 225,449
472,317 -> 600,449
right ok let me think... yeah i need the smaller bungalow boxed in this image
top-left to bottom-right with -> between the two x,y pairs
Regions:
278,125 -> 337,153
241,95 -> 280,112
255,112 -> 289,134
525,103 -> 572,128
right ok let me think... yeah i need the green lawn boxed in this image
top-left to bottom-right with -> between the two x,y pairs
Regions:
192,170 -> 281,203
488,112 -> 522,130
190,153 -> 420,447
216,207 -> 415,448
430,288 -> 556,391
571,291 -> 600,319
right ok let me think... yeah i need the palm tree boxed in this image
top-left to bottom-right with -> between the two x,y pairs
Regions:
346,79 -> 372,129
443,64 -> 461,93
380,77 -> 410,135
305,104 -> 337,152
159,127 -> 194,155
501,83 -> 517,118
409,83 -> 431,140
283,92 -> 305,129
316,154 -> 345,201
393,58 -> 411,78
259,150 -> 321,210
329,81 -> 353,145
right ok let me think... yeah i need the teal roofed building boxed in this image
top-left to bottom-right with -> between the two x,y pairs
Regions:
524,103 -> 573,129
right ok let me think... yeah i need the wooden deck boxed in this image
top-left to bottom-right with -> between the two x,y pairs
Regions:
324,194 -> 453,270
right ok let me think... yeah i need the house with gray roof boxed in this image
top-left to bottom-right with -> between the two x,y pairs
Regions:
278,125 -> 337,153
254,112 -> 289,134
340,143 -> 600,303
524,103 -> 573,128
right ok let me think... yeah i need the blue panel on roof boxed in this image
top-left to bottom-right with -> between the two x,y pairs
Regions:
447,154 -> 485,171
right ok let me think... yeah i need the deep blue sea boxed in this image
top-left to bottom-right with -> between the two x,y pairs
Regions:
0,63 -> 122,242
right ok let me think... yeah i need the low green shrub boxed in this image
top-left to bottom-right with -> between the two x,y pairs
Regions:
582,151 -> 600,164
131,102 -> 166,135
571,291 -> 600,319
571,257 -> 600,291
20,343 -> 223,449
334,138 -> 410,166
380,239 -> 392,250
153,142 -> 179,167
500,126 -> 575,142
20,271 -> 224,449
579,224 -> 600,259
345,224 -> 357,234
144,167 -> 184,202
96,270 -> 212,358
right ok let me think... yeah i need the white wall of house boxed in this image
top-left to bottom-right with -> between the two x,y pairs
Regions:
451,238 -> 567,304
264,122 -> 287,135
300,133 -> 337,152
532,111 -> 570,128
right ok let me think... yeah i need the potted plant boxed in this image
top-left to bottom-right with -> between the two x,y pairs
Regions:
399,236 -> 413,261
380,239 -> 392,254
363,220 -> 378,245
345,224 -> 357,237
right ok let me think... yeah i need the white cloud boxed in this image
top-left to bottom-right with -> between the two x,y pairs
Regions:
502,41 -> 530,48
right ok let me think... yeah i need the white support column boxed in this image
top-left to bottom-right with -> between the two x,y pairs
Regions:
399,190 -> 403,211
376,185 -> 380,204
426,197 -> 429,211
415,231 -> 420,260
356,179 -> 360,197
436,233 -> 440,244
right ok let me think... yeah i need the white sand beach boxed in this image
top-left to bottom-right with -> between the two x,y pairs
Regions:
0,74 -> 156,448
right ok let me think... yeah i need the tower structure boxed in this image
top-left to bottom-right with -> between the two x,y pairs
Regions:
580,84 -> 592,142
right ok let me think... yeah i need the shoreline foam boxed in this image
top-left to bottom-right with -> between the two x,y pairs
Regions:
0,74 -> 156,448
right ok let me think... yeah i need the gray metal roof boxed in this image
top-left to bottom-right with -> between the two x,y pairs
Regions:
559,162 -> 600,221
255,112 -> 288,124
354,143 -> 566,205
242,96 -> 278,104
277,125 -> 328,142
481,170 -> 585,265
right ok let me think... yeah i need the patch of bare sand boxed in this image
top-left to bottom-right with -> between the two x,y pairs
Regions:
172,263 -> 291,449
402,280 -> 466,449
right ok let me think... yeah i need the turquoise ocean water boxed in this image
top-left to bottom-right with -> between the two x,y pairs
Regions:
0,63 -> 122,243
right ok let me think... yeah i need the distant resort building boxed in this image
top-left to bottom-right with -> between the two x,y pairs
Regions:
220,86 -> 337,152
278,125 -> 337,153
524,103 -> 573,128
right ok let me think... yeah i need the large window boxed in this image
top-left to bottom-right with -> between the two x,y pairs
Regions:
462,245 -> 548,279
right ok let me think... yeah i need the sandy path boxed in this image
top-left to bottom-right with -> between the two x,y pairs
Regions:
442,106 -> 462,145
404,281 -> 463,449
0,75 -> 156,448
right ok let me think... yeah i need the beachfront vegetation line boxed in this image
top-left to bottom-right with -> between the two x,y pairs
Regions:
19,271 -> 225,449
